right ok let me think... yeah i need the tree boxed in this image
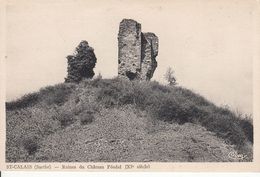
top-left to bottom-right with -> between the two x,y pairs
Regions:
164,67 -> 177,85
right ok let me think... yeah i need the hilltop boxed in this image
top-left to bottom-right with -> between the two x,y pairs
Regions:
6,77 -> 253,162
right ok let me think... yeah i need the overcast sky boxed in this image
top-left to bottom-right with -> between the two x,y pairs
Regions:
6,0 -> 256,114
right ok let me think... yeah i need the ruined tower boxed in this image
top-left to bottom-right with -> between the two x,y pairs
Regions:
118,19 -> 159,80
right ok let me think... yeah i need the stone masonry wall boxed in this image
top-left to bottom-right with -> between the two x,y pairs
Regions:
140,32 -> 158,80
118,19 -> 159,80
118,19 -> 142,80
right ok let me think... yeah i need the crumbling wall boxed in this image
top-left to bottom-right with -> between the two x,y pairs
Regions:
140,32 -> 158,80
65,41 -> 97,83
118,19 -> 159,80
118,19 -> 142,80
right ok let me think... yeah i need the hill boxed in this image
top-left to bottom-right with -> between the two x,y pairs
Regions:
6,78 -> 253,162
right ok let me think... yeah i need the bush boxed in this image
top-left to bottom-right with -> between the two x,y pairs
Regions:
95,78 -> 128,107
23,137 -> 39,155
55,111 -> 75,127
172,86 -> 212,107
6,93 -> 39,110
151,82 -> 171,93
152,97 -> 188,124
79,111 -> 95,125
6,83 -> 75,110
201,114 -> 246,147
39,83 -> 75,105
239,118 -> 253,143
96,84 -> 120,107
96,78 -> 151,108
148,92 -> 209,125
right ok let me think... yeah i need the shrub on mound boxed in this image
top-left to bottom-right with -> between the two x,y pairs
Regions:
201,114 -> 247,147
238,118 -> 253,143
22,137 -> 39,155
39,83 -> 76,105
53,110 -> 75,127
6,83 -> 76,110
79,111 -> 95,125
6,93 -> 39,110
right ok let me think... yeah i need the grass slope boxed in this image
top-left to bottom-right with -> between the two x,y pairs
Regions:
6,78 -> 253,162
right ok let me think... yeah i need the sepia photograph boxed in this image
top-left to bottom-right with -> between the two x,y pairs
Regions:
1,0 -> 259,170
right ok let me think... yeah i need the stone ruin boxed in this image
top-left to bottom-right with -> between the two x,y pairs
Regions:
65,41 -> 97,83
118,19 -> 159,80
65,19 -> 158,83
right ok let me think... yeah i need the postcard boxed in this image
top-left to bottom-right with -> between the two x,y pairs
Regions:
0,0 -> 259,172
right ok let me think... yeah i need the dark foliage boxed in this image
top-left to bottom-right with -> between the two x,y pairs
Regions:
65,41 -> 97,83
6,93 -> 39,110
239,118 -> 253,143
6,83 -> 75,110
23,137 -> 39,155
79,111 -> 95,125
39,83 -> 75,106
55,111 -> 75,127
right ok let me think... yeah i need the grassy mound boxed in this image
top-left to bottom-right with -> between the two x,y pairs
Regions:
6,78 -> 253,162
92,78 -> 253,146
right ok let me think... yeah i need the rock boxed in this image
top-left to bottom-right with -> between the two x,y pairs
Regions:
118,19 -> 159,80
65,41 -> 97,83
